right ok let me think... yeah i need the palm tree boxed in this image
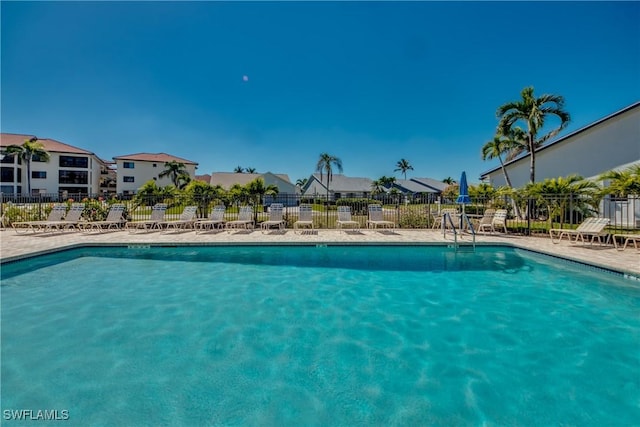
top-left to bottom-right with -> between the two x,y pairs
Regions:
442,177 -> 456,185
245,177 -> 279,223
523,174 -> 600,229
296,177 -> 308,188
497,86 -> 571,184
233,166 -> 245,173
598,165 -> 640,197
159,161 -> 189,188
245,167 -> 257,173
370,179 -> 385,196
481,130 -> 525,189
394,159 -> 414,180
315,153 -> 343,200
5,137 -> 50,195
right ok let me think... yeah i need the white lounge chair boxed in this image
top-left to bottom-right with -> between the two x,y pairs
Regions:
549,217 -> 610,244
126,203 -> 168,233
261,203 -> 286,233
612,233 -> 640,251
160,206 -> 198,232
479,209 -> 508,234
366,204 -> 396,229
195,205 -> 226,233
293,204 -> 314,233
476,209 -> 496,233
12,204 -> 67,233
43,203 -> 87,232
432,208 -> 458,230
82,204 -> 126,232
226,206 -> 254,232
336,206 -> 360,231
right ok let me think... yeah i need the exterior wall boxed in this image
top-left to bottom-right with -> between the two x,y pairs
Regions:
115,159 -> 197,195
1,151 -> 102,196
485,105 -> 640,188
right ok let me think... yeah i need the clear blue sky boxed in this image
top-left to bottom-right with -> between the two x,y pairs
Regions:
2,1 -> 639,184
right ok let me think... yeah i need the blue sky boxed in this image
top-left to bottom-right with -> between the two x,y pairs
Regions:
2,1 -> 639,185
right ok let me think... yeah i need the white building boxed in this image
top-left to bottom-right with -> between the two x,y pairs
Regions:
1,133 -> 105,197
480,101 -> 640,188
113,153 -> 198,195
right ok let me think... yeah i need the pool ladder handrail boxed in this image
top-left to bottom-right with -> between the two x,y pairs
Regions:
442,212 -> 476,251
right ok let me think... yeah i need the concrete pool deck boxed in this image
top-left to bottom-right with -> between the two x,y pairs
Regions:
1,228 -> 638,278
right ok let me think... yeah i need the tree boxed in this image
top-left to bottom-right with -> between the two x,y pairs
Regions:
442,177 -> 456,185
394,158 -> 414,180
481,130 -> 525,189
523,175 -> 600,228
245,167 -> 257,173
370,179 -> 385,196
159,161 -> 190,188
598,165 -> 640,197
183,180 -> 223,217
315,153 -> 343,200
245,177 -> 279,223
497,86 -> 571,184
5,137 -> 50,195
296,177 -> 308,188
234,166 -> 245,173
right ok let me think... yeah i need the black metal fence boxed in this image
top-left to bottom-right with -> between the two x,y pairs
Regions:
1,192 -> 638,235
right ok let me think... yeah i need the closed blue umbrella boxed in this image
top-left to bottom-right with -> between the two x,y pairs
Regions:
456,171 -> 471,205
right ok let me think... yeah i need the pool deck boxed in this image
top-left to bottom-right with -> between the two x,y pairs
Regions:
1,228 -> 638,278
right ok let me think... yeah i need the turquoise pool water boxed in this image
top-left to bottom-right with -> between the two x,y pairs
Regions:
1,245 -> 639,426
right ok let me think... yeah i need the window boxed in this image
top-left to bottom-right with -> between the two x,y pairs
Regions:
59,156 -> 88,168
1,167 -> 14,182
32,153 -> 47,162
1,154 -> 15,164
123,162 -> 135,169
32,171 -> 47,179
1,185 -> 14,194
152,163 -> 157,167
59,170 -> 88,184
123,176 -> 135,183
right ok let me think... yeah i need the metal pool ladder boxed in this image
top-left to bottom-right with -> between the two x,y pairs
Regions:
442,212 -> 476,252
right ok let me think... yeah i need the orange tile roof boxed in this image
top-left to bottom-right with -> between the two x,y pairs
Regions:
0,133 -> 95,155
113,152 -> 198,165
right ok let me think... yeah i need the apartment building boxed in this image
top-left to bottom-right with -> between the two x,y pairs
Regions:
112,153 -> 198,195
0,133 -> 105,197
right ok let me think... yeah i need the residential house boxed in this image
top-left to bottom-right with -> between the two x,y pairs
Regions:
113,153 -> 198,195
392,178 -> 448,202
1,133 -> 105,197
480,101 -> 640,188
209,172 -> 297,205
480,102 -> 640,228
302,174 -> 373,201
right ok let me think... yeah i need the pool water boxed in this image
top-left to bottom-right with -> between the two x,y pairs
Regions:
2,245 -> 639,426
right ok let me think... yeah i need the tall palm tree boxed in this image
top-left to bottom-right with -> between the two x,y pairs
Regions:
394,159 -> 414,180
482,130 -> 527,219
233,166 -> 245,173
159,161 -> 189,188
5,137 -> 50,195
481,131 -> 522,189
315,153 -> 343,200
393,159 -> 413,180
442,177 -> 456,185
497,86 -> 571,184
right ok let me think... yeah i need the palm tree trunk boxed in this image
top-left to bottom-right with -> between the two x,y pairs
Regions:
498,156 -> 522,219
26,158 -> 32,195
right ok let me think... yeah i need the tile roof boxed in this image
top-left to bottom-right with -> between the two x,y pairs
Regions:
0,133 -> 95,155
194,174 -> 211,183
113,152 -> 198,165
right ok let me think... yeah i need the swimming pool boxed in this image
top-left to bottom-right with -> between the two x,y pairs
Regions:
2,245 -> 639,425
